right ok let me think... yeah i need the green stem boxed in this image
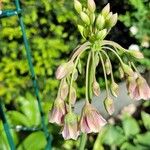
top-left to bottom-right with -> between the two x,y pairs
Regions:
99,52 -> 109,96
85,52 -> 91,102
68,49 -> 88,111
131,62 -> 140,74
70,42 -> 90,61
102,46 -> 124,64
102,40 -> 126,52
101,50 -> 114,82
79,133 -> 87,150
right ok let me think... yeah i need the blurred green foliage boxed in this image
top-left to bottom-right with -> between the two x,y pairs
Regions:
0,0 -> 150,149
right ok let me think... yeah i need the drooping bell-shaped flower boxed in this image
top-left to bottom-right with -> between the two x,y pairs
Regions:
136,76 -> 150,100
79,102 -> 107,133
49,97 -> 67,125
62,112 -> 79,140
126,73 -> 150,100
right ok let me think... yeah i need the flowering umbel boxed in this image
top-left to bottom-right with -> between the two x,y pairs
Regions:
49,0 -> 150,140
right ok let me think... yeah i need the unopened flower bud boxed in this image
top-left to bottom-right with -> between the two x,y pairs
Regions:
105,58 -> 111,75
101,3 -> 110,17
83,27 -> 90,38
70,86 -> 77,105
107,13 -> 118,28
105,12 -> 112,20
128,50 -> 144,59
96,14 -> 105,30
104,96 -> 114,115
93,80 -> 100,96
122,63 -> 134,76
119,66 -> 124,79
80,11 -> 90,25
55,61 -> 74,80
60,79 -> 69,100
111,81 -> 119,97
73,69 -> 78,81
96,29 -> 107,40
77,24 -> 84,38
89,13 -> 95,24
74,0 -> 82,14
94,52 -> 99,67
87,0 -> 96,12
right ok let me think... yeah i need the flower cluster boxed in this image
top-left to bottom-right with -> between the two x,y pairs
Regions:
49,0 -> 150,140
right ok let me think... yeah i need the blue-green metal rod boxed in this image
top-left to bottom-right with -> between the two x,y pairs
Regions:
0,101 -> 16,150
0,9 -> 22,18
14,0 -> 52,149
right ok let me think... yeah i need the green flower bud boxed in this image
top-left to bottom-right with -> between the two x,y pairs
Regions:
80,11 -> 90,25
105,58 -> 111,75
77,24 -> 85,38
101,3 -> 110,17
128,50 -> 144,59
104,96 -> 114,115
89,13 -> 95,24
87,0 -> 96,12
73,68 -> 78,81
96,29 -> 107,40
121,63 -> 134,76
105,12 -> 112,20
107,13 -> 118,28
118,66 -> 124,79
110,81 -> 119,97
94,52 -> 99,67
74,0 -> 82,14
83,27 -> 90,38
96,14 -> 105,30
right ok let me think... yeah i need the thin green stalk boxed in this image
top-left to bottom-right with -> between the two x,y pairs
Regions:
70,42 -> 90,61
99,52 -> 109,96
102,46 -> 124,64
102,40 -> 126,52
101,50 -> 114,82
85,52 -> 91,102
131,62 -> 140,74
79,133 -> 87,150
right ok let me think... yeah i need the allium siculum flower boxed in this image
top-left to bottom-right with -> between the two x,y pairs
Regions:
55,61 -> 74,80
49,97 -> 67,125
127,73 -> 150,100
104,96 -> 114,115
62,112 -> 79,140
79,102 -> 107,133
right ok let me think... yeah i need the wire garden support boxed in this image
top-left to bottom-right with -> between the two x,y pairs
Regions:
0,100 -> 16,150
0,0 -> 52,149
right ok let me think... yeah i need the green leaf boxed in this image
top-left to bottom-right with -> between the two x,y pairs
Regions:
122,116 -> 140,137
102,125 -> 125,146
7,111 -> 31,127
141,111 -> 150,130
17,131 -> 46,150
135,132 -> 150,147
